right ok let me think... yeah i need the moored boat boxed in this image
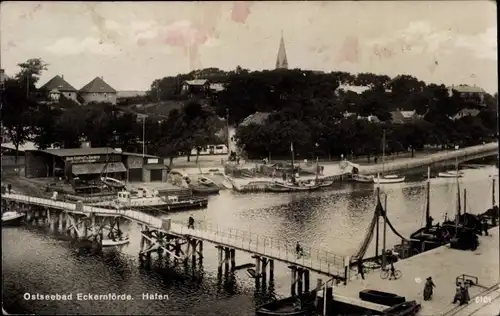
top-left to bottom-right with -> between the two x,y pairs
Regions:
90,188 -> 208,213
2,211 -> 25,226
267,180 -> 323,193
352,174 -> 374,183
100,176 -> 126,190
190,184 -> 220,195
376,174 -> 406,184
359,289 -> 406,307
256,294 -> 316,316
102,238 -> 130,247
438,170 -> 463,178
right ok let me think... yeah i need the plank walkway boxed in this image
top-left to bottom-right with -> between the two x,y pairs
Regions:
1,193 -> 347,278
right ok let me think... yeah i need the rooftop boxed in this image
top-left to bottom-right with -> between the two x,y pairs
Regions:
184,79 -> 209,86
450,85 -> 486,94
39,75 -> 77,92
239,112 -> 272,127
335,226 -> 499,316
38,147 -> 119,157
80,77 -> 116,94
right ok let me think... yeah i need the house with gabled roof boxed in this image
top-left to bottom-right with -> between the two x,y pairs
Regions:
79,76 -> 117,105
39,75 -> 78,102
448,84 -> 486,105
389,109 -> 424,124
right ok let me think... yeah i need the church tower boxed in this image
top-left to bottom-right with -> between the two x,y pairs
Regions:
275,31 -> 288,69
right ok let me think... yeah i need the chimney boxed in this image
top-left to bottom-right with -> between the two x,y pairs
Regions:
61,75 -> 64,79
101,76 -> 103,80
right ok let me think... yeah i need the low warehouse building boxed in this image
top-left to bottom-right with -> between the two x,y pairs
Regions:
24,147 -> 169,183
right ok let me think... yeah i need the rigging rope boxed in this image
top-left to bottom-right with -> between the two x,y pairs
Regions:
351,199 -> 381,262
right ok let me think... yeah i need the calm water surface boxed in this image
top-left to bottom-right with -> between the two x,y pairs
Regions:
2,166 -> 498,315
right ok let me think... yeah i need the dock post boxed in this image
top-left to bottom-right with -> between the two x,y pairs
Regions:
49,210 -> 55,232
291,267 -> 297,296
81,219 -> 87,237
297,268 -> 303,295
174,238 -> 181,257
315,279 -> 323,307
58,212 -> 64,233
139,225 -> 145,253
230,249 -> 235,270
191,239 -> 197,262
224,247 -> 230,274
90,212 -> 96,236
304,269 -> 310,292
261,258 -> 267,284
269,259 -> 274,280
255,256 -> 261,277
198,241 -> 204,258
217,247 -> 223,275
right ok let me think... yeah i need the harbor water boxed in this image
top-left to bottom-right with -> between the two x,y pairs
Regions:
2,166 -> 498,315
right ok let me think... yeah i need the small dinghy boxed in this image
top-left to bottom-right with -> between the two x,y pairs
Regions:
351,174 -> 374,183
190,184 -> 220,195
438,170 -> 463,178
376,174 -> 405,184
2,211 -> 25,226
102,238 -> 130,247
256,294 -> 316,316
359,289 -> 406,306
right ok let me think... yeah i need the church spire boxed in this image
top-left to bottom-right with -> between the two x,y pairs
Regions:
275,31 -> 288,69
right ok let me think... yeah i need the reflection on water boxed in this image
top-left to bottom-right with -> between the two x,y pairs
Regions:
2,166 -> 498,315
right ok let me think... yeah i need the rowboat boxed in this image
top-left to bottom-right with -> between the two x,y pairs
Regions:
438,170 -> 463,178
351,174 -> 374,183
102,238 -> 130,247
375,174 -> 406,184
190,184 -> 220,195
267,180 -> 323,193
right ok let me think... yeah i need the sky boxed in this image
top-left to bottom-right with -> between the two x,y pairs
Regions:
1,1 -> 497,93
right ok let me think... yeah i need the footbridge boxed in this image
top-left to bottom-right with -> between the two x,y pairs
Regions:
356,142 -> 498,175
2,192 -> 349,296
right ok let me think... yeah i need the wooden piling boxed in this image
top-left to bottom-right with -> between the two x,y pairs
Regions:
218,247 -> 223,275
230,249 -> 235,270
269,259 -> 274,280
291,267 -> 297,296
58,212 -> 63,232
261,258 -> 267,283
297,268 -> 303,295
304,269 -> 310,292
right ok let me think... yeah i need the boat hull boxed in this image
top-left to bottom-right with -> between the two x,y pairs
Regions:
267,184 -> 322,192
190,185 -> 220,196
93,198 -> 208,213
2,213 -> 25,227
102,238 -> 130,247
438,172 -> 463,178
351,175 -> 374,183
359,289 -> 405,307
256,295 -> 315,316
376,176 -> 405,184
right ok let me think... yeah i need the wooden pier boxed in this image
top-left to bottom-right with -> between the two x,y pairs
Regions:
334,226 -> 500,315
1,192 -> 348,291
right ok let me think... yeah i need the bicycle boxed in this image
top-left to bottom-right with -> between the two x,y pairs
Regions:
380,267 -> 402,280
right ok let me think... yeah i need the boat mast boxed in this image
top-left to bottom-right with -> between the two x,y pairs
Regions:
382,130 -> 386,177
425,166 -> 431,228
290,142 -> 295,182
315,156 -> 319,182
493,176 -> 496,208
382,193 -> 388,268
454,158 -> 460,236
375,185 -> 380,259
463,188 -> 467,215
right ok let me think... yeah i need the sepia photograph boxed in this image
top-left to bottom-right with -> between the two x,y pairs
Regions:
1,1 -> 499,315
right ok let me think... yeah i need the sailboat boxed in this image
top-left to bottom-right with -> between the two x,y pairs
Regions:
375,130 -> 405,184
481,175 -> 499,228
409,167 -> 449,254
267,143 -> 327,192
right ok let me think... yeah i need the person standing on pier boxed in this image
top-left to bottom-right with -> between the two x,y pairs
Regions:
453,282 -> 464,304
7,184 -> 12,194
357,261 -> 365,280
188,215 -> 195,229
423,277 -> 435,300
295,241 -> 303,258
